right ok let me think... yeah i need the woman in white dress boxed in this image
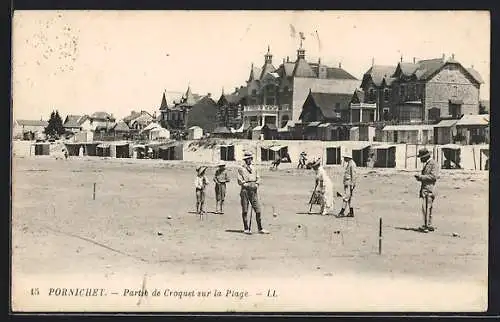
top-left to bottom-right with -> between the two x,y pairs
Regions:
311,158 -> 335,215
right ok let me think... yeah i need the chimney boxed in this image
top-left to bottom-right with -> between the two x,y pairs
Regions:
413,57 -> 416,64
207,93 -> 211,98
451,53 -> 455,60
400,55 -> 403,63
235,87 -> 238,92
318,57 -> 321,65
471,64 -> 474,69
339,62 -> 342,68
283,58 -> 285,64
287,56 -> 290,62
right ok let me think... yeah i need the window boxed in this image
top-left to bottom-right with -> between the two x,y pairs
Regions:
284,86 -> 289,92
400,85 -> 406,101
450,104 -> 462,119
384,89 -> 390,102
383,108 -> 390,121
281,115 -> 290,128
335,103 -> 341,111
416,84 -> 424,99
252,89 -> 257,96
428,108 -> 440,121
369,89 -> 376,102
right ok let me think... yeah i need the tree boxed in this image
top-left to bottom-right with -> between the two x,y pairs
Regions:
45,110 -> 65,138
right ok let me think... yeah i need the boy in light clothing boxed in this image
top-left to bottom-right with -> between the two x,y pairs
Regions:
213,162 -> 230,214
195,166 -> 209,215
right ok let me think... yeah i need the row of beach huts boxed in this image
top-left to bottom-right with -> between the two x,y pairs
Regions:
18,138 -> 490,171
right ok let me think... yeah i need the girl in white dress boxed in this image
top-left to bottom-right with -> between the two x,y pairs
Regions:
311,159 -> 335,215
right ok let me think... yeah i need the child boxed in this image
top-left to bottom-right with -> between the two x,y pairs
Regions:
213,162 -> 230,214
195,166 -> 209,215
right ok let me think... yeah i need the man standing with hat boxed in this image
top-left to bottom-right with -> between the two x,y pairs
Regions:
213,162 -> 230,214
337,151 -> 357,217
237,151 -> 270,235
414,147 -> 439,233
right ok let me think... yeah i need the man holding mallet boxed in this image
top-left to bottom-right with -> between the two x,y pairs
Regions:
414,147 -> 439,233
237,151 -> 270,235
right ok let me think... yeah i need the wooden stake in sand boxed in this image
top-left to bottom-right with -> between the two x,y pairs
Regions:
378,217 -> 383,255
93,182 -> 96,200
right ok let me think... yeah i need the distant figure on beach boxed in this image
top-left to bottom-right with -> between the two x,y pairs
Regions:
79,145 -> 84,157
298,152 -> 307,169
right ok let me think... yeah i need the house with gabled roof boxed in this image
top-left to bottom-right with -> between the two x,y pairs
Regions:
357,54 -> 484,124
239,43 -> 360,130
217,87 -> 244,129
63,115 -> 89,133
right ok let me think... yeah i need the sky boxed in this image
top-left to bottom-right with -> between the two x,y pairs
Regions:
12,10 -> 490,121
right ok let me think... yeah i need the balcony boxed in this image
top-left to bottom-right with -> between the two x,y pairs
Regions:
350,103 -> 377,110
243,104 -> 291,112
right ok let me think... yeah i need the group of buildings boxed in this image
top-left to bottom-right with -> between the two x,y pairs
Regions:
14,44 -> 489,146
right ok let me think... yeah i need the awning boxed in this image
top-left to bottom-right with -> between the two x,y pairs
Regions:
456,115 -> 489,126
441,144 -> 461,150
307,121 -> 321,127
373,144 -> 396,149
318,123 -> 331,128
449,99 -> 464,105
269,145 -> 286,152
434,119 -> 458,128
97,144 -> 110,148
219,144 -> 234,147
383,125 -> 434,131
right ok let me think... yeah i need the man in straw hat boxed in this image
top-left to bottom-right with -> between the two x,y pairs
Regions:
310,158 -> 335,215
237,151 -> 270,235
337,151 -> 357,218
213,162 -> 230,214
194,166 -> 209,215
414,147 -> 439,233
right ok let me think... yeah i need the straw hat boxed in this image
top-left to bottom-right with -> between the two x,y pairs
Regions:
343,151 -> 353,159
196,166 -> 207,174
417,148 -> 431,159
217,162 -> 226,168
243,151 -> 253,160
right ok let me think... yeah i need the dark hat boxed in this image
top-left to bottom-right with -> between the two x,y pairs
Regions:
417,148 -> 431,159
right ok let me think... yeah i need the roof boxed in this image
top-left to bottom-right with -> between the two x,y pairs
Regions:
441,144 -> 461,150
352,89 -> 365,103
17,119 -> 49,127
373,144 -> 397,149
220,92 -> 240,105
260,62 -> 276,79
141,122 -> 161,132
113,121 -> 130,132
306,92 -> 353,119
63,115 -> 85,128
466,68 -> 484,84
293,58 -> 316,78
248,65 -> 262,82
159,92 -> 169,110
326,67 -> 358,80
382,124 -> 434,131
123,111 -> 142,123
283,62 -> 295,77
456,114 -> 489,126
414,59 -> 445,80
90,112 -> 114,120
213,126 -> 232,134
434,119 -> 458,128
364,65 -> 397,87
183,86 -> 198,106
307,121 -> 321,127
399,62 -> 419,76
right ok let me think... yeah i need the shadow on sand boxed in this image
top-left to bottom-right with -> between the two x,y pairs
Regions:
225,229 -> 245,234
395,226 -> 424,233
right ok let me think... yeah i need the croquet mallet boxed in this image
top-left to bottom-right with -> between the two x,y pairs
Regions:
308,183 -> 319,213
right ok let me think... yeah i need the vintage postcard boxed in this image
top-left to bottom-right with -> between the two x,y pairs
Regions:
11,10 -> 489,313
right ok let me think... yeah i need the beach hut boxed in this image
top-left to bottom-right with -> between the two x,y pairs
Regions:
372,144 -> 397,168
146,142 -> 163,159
220,144 -> 235,161
440,144 -> 462,169
96,143 -> 111,157
112,142 -> 130,158
64,143 -> 83,156
260,144 -> 289,162
351,143 -> 371,167
84,143 -> 98,156
325,145 -> 342,165
132,144 -> 147,159
433,119 -> 458,145
34,143 -> 50,156
480,147 -> 489,170
188,126 -> 203,140
159,142 -> 184,160
455,114 -> 489,145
